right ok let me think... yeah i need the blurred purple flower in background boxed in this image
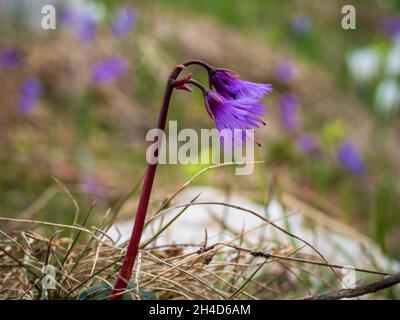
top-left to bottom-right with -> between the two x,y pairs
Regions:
292,15 -> 312,36
337,141 -> 365,175
91,56 -> 128,85
0,48 -> 22,69
204,90 -> 267,149
59,6 -> 77,27
60,2 -> 104,43
82,176 -> 104,196
78,14 -> 97,43
298,134 -> 317,154
19,77 -> 43,114
380,16 -> 400,39
275,61 -> 295,83
210,68 -> 272,100
112,6 -> 136,38
279,93 -> 301,132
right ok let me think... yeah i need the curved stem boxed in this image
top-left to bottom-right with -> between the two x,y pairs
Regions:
111,61 -> 213,300
183,60 -> 215,88
183,79 -> 208,94
111,65 -> 184,299
182,59 -> 214,73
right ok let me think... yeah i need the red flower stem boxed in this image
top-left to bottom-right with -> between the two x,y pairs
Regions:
111,60 -> 213,300
186,79 -> 208,93
183,59 -> 214,72
111,67 -> 181,298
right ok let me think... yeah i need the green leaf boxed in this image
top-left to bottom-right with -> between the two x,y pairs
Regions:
78,282 -> 156,300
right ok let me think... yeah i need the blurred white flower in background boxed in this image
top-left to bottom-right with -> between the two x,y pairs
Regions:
346,43 -> 400,117
346,47 -> 381,84
385,44 -> 400,77
375,79 -> 400,116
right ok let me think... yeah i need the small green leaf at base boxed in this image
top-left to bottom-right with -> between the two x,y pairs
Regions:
78,282 -> 156,300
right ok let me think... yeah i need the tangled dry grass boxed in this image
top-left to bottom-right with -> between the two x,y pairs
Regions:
0,220 -> 397,300
0,164 -> 398,300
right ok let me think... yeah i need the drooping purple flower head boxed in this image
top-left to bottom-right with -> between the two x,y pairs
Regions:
19,77 -> 43,114
0,48 -> 22,69
298,134 -> 317,154
337,141 -> 365,175
204,90 -> 267,149
91,56 -> 128,85
279,93 -> 301,132
112,6 -> 136,38
275,61 -> 295,83
210,68 -> 272,100
292,15 -> 311,36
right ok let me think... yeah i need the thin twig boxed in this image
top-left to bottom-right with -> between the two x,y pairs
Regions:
304,273 -> 400,300
224,244 -> 390,276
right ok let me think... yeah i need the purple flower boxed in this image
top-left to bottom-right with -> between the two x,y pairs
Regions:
78,15 -> 97,43
380,16 -> 400,38
59,6 -> 77,27
337,141 -> 365,175
112,6 -> 136,38
82,176 -> 104,196
19,77 -> 43,114
292,15 -> 311,36
59,5 -> 98,43
210,68 -> 272,100
91,57 -> 128,85
204,90 -> 267,149
298,134 -> 317,153
275,61 -> 295,83
0,48 -> 22,69
279,93 -> 301,132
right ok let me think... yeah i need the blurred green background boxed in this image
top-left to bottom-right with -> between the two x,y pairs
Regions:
0,0 -> 400,259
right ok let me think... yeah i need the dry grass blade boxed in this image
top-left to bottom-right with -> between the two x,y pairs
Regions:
156,201 -> 340,279
153,161 -> 264,215
229,262 -> 265,300
141,193 -> 201,249
51,177 -> 80,228
1,172 -> 396,300
60,201 -> 96,268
